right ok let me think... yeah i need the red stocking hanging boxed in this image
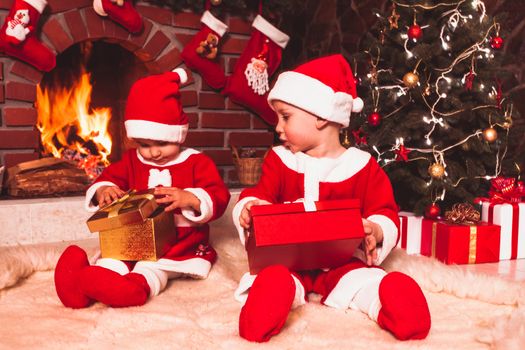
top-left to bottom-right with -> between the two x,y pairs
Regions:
222,15 -> 289,125
181,10 -> 228,90
0,0 -> 56,72
93,0 -> 143,34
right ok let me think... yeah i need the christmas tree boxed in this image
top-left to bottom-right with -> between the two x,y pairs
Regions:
349,0 -> 524,216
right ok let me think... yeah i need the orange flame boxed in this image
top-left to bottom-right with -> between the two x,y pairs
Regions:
36,69 -> 112,173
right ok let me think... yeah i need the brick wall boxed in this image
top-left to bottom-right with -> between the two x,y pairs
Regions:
0,0 -> 276,186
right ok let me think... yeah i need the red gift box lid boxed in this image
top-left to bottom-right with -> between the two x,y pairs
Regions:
250,199 -> 363,246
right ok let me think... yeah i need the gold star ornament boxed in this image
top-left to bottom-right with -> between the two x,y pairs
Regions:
388,5 -> 400,30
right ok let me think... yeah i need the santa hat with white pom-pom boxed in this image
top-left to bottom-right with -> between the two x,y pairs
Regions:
124,68 -> 190,143
267,54 -> 363,128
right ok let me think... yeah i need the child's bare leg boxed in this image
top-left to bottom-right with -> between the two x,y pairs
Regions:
239,265 -> 295,342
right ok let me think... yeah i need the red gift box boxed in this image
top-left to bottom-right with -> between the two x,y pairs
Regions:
430,221 -> 500,264
246,199 -> 365,274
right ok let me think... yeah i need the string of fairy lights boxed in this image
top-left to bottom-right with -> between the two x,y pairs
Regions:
352,0 -> 515,216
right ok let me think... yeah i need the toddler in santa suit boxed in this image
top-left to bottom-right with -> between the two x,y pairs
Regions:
54,69 -> 230,308
233,54 -> 431,342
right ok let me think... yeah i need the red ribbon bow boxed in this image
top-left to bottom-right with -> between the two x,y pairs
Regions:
488,177 -> 525,204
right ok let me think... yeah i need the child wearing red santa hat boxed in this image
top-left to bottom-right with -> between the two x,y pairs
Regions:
54,69 -> 230,309
232,54 -> 431,342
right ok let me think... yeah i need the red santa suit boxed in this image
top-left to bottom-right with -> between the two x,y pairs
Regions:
234,55 -> 430,342
233,145 -> 399,312
85,147 -> 230,296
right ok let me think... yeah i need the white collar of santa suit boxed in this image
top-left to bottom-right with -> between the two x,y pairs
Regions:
136,148 -> 201,167
273,144 -> 371,185
273,145 -> 371,202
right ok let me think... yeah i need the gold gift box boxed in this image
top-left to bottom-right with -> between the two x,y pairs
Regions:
87,190 -> 177,261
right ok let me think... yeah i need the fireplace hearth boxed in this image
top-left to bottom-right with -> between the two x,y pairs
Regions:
0,2 -> 275,193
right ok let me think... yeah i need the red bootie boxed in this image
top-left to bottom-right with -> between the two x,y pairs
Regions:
79,266 -> 150,308
239,265 -> 295,342
377,272 -> 431,340
54,245 -> 93,309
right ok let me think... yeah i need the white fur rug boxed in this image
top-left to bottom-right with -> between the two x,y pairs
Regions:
1,221 -> 525,349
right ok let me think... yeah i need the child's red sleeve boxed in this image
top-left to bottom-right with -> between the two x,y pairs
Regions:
188,154 -> 231,222
92,151 -> 132,191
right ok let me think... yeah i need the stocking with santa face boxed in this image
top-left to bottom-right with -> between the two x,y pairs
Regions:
0,0 -> 56,71
222,14 -> 289,125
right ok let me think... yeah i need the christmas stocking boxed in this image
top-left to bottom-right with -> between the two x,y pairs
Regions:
222,14 -> 289,125
0,0 -> 56,72
239,265 -> 295,342
377,272 -> 431,340
181,10 -> 228,90
93,0 -> 143,34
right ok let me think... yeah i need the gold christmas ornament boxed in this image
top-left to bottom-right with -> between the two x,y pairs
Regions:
403,72 -> 419,88
388,5 -> 400,30
428,163 -> 445,179
502,121 -> 512,129
210,0 -> 222,5
482,127 -> 498,142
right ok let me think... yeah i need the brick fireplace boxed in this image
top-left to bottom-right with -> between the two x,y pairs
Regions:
0,0 -> 275,187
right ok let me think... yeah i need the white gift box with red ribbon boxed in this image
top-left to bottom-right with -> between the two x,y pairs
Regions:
397,211 -> 433,255
480,201 -> 525,260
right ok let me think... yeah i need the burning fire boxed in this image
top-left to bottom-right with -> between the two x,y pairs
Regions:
36,69 -> 112,179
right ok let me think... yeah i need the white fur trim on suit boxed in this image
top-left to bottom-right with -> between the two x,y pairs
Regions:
232,196 -> 259,245
133,261 -> 168,297
268,71 -> 363,127
201,10 -> 228,37
366,214 -> 399,265
234,272 -> 306,309
85,181 -> 117,212
125,120 -> 188,144
148,168 -> 172,188
181,188 -> 214,224
95,258 -> 130,275
24,0 -> 47,13
323,267 -> 386,310
252,15 -> 290,49
173,214 -> 198,227
273,146 -> 371,183
92,0 -> 107,16
172,68 -> 188,84
154,257 -> 212,279
351,275 -> 383,322
136,148 -> 200,167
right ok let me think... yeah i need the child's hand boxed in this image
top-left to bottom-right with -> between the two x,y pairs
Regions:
362,218 -> 384,266
96,186 -> 125,207
239,199 -> 271,230
154,187 -> 200,212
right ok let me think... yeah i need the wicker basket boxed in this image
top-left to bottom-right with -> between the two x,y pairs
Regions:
231,145 -> 264,186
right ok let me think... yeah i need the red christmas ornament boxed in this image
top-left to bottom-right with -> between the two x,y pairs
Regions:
407,24 -> 423,40
490,36 -> 504,50
367,112 -> 382,127
464,70 -> 475,91
425,203 -> 441,219
395,144 -> 411,162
